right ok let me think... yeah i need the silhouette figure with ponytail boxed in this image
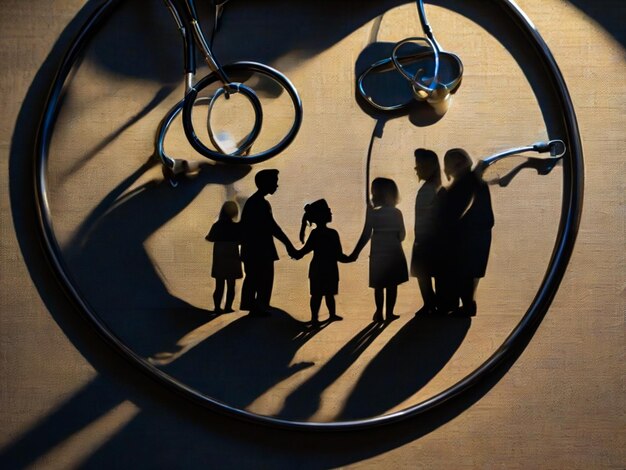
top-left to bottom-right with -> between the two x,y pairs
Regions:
293,199 -> 351,326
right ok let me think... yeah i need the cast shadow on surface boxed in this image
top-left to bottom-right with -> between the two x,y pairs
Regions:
97,0 -> 625,82
566,0 -> 625,47
148,281 -> 470,422
278,316 -> 470,421
156,309 -> 319,410
277,321 -> 388,420
63,159 -> 250,358
338,315 -> 471,420
88,0 -> 420,81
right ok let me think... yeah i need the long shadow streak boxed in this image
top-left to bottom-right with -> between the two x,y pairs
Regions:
62,85 -> 175,178
277,321 -> 387,421
338,315 -> 471,420
62,161 -> 250,358
162,309 -> 320,410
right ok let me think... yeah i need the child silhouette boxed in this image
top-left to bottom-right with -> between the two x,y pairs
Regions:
206,201 -> 242,313
350,178 -> 409,322
293,199 -> 351,325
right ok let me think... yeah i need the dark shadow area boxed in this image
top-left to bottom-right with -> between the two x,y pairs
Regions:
63,161 -> 250,358
0,312 -> 542,470
62,85 -> 175,178
0,377 -> 127,469
566,0 -> 625,47
79,0 -> 626,87
5,0 -> 586,467
161,309 -> 318,409
89,0 -> 187,82
338,315 -> 471,420
278,321 -> 388,420
88,1 -> 412,80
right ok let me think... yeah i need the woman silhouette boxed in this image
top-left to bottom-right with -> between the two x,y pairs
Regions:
412,148 -> 446,315
442,148 -> 494,316
350,178 -> 409,322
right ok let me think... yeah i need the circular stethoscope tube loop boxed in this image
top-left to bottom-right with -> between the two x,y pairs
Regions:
182,62 -> 303,164
391,37 -> 463,104
205,82 -> 264,156
33,0 -> 582,430
391,36 -> 441,95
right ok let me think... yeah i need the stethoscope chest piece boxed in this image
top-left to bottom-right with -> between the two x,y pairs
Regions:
357,0 -> 463,115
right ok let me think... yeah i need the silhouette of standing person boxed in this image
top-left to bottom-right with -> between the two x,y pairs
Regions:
239,169 -> 296,316
206,201 -> 242,314
293,199 -> 351,325
411,148 -> 446,315
442,148 -> 494,316
350,177 -> 409,322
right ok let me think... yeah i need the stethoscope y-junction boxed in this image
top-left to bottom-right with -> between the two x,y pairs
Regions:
157,0 -> 303,175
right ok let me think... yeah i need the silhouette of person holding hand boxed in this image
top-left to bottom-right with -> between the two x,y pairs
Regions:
411,148 -> 446,315
206,201 -> 242,314
239,169 -> 296,316
442,148 -> 494,316
293,199 -> 351,326
350,177 -> 409,322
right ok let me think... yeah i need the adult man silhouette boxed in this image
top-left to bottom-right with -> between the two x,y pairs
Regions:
239,169 -> 295,315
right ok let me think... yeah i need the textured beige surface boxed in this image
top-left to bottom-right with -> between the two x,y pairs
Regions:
1,0 -> 624,467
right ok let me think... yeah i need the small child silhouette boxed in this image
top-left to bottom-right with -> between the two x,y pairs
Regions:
206,201 -> 242,313
293,199 -> 351,325
350,178 -> 409,322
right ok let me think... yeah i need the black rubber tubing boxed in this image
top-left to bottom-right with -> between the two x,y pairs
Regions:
33,0 -> 583,430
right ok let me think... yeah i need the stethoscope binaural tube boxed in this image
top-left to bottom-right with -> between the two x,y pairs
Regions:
32,0 -> 583,431
180,0 -> 231,86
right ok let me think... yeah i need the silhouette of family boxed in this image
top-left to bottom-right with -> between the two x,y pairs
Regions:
206,152 -> 494,324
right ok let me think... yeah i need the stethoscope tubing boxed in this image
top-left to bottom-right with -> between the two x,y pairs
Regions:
33,0 -> 583,431
182,62 -> 302,164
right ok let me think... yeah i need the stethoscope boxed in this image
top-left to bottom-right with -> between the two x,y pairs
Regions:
159,0 -> 562,187
157,0 -> 303,174
32,0 -> 583,430
357,0 -> 463,115
156,0 -> 466,180
356,0 -> 564,202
